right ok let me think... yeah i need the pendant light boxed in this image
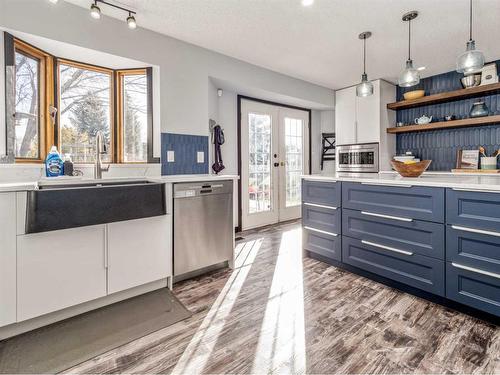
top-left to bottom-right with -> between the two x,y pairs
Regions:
398,11 -> 420,87
456,0 -> 484,74
356,32 -> 373,97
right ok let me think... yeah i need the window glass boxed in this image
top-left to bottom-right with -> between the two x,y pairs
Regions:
59,63 -> 112,163
122,74 -> 148,162
15,51 -> 40,159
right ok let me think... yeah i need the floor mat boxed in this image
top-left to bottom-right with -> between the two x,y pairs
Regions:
0,288 -> 191,374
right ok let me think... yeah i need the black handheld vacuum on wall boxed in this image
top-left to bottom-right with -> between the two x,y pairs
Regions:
210,119 -> 225,174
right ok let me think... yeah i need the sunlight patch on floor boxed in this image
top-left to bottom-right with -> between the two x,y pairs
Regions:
251,227 -> 306,374
171,237 -> 263,375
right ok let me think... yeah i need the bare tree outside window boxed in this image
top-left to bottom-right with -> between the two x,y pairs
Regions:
122,74 -> 148,162
15,51 -> 40,159
59,63 -> 112,163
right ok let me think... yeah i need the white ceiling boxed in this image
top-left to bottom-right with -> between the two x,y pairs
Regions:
62,0 -> 500,90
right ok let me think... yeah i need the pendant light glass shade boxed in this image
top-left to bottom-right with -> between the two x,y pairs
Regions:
456,0 -> 484,74
356,74 -> 374,97
457,41 -> 484,74
356,31 -> 373,97
398,59 -> 420,87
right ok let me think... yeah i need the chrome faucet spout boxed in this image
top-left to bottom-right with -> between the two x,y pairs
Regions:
94,131 -> 109,179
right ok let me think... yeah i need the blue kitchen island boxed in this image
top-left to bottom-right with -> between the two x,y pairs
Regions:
302,173 -> 500,322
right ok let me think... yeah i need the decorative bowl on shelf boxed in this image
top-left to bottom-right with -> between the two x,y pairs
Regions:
390,160 -> 432,177
461,74 -> 481,88
403,89 -> 425,100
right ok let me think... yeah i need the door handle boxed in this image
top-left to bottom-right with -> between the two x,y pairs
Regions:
274,162 -> 279,167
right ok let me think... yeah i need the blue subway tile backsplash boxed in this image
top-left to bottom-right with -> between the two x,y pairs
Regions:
161,133 -> 209,175
395,61 -> 500,171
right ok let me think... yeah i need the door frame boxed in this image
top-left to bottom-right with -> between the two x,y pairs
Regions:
237,95 -> 312,232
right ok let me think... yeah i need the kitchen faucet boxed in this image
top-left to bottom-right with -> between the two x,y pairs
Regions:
94,131 -> 110,179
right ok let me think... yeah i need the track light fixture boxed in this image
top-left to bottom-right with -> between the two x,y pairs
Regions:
90,1 -> 101,19
127,12 -> 137,29
88,0 -> 137,29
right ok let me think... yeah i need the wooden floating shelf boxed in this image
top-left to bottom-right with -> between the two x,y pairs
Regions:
387,82 -> 500,110
386,115 -> 500,134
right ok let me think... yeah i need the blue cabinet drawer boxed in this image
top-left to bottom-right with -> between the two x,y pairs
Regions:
302,204 -> 341,235
342,182 -> 445,223
446,188 -> 500,232
343,209 -> 445,259
446,262 -> 500,317
302,179 -> 341,207
303,227 -> 341,261
342,236 -> 445,296
446,225 -> 500,274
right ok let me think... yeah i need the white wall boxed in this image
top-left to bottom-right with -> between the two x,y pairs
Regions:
0,0 -> 334,149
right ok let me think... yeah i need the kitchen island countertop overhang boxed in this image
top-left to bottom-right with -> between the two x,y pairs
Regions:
302,172 -> 500,192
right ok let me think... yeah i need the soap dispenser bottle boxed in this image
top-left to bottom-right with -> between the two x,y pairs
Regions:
45,146 -> 64,177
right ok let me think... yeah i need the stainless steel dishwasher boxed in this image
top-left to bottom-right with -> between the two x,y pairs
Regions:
173,180 -> 233,282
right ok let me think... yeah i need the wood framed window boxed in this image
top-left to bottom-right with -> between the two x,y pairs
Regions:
13,39 -> 54,162
57,59 -> 114,164
8,37 -> 155,164
116,69 -> 150,163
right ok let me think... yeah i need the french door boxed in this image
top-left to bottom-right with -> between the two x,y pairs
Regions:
241,99 -> 309,230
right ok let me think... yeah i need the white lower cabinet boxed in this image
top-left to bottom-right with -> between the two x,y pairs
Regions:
17,225 -> 107,322
0,193 -> 17,327
107,215 -> 172,294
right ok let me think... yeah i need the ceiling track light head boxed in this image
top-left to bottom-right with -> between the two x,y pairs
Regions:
402,10 -> 418,22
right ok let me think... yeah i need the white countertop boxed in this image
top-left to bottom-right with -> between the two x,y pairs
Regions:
0,174 -> 239,193
303,172 -> 500,192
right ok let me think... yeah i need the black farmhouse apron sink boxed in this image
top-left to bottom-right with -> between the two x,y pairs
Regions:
26,180 -> 166,234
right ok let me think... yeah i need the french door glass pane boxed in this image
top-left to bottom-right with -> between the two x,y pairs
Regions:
59,63 -> 112,163
285,117 -> 303,207
123,74 -> 148,162
15,51 -> 40,159
248,113 -> 272,214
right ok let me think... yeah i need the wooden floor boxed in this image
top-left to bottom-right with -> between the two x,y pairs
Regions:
67,221 -> 500,374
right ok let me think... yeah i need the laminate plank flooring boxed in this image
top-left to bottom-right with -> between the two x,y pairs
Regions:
66,221 -> 500,374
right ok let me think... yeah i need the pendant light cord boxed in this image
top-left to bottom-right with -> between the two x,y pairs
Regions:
469,0 -> 473,41
408,19 -> 411,61
363,35 -> 367,75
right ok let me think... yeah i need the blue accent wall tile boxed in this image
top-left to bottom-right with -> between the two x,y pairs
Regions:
395,61 -> 500,170
161,133 -> 209,175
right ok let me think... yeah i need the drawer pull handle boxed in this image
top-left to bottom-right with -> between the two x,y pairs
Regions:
451,225 -> 500,238
361,240 -> 413,256
304,226 -> 338,237
361,211 -> 413,222
452,188 -> 500,194
304,203 -> 338,210
361,182 -> 413,188
451,263 -> 500,280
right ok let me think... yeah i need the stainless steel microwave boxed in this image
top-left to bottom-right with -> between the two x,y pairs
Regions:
336,143 -> 379,173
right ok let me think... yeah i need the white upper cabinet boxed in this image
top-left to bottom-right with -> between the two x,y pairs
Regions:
335,86 -> 357,145
335,80 -> 395,146
356,80 -> 381,144
0,193 -> 16,327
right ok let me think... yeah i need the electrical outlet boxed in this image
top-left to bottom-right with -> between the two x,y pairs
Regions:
197,151 -> 205,163
167,150 -> 175,162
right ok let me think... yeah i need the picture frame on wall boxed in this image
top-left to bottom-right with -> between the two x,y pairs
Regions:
456,149 -> 480,169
